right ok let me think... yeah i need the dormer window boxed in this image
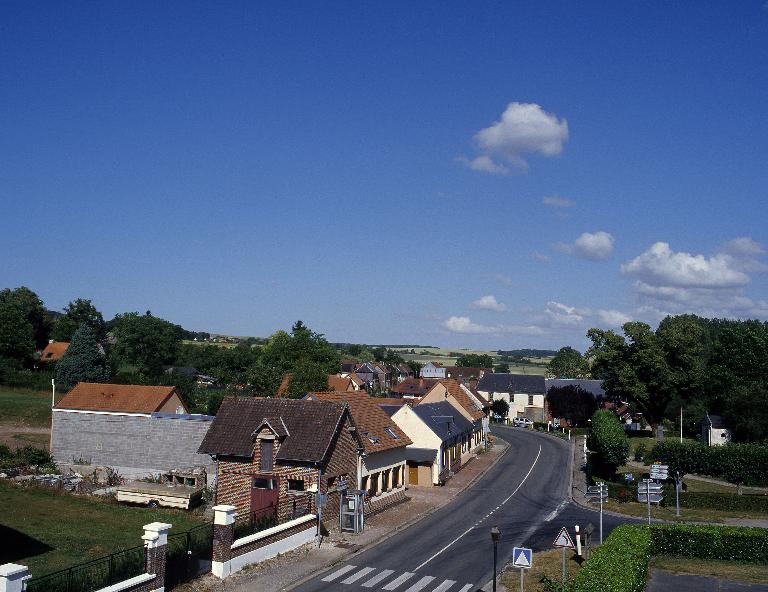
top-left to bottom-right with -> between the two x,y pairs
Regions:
368,435 -> 380,444
384,427 -> 399,440
260,439 -> 274,472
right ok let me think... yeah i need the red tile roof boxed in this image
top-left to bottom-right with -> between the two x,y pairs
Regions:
56,383 -> 182,414
40,341 -> 69,362
328,374 -> 354,391
307,391 -> 412,453
427,379 -> 485,421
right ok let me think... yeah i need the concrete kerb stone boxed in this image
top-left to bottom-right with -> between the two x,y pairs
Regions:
283,440 -> 511,592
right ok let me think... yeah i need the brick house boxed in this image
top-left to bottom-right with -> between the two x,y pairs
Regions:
198,397 -> 364,532
305,391 -> 411,506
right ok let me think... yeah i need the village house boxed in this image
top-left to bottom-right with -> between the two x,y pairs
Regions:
445,366 -> 490,386
51,382 -> 215,480
305,392 -> 411,508
38,340 -> 69,363
477,373 -> 547,422
327,374 -> 357,392
382,401 -> 474,486
420,362 -> 447,379
420,379 -> 488,450
391,377 -> 435,400
198,397 -> 363,531
394,363 -> 415,383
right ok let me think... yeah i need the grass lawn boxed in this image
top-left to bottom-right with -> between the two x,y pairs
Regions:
0,480 -> 207,576
651,555 -> 768,583
500,549 -> 583,592
0,388 -> 53,427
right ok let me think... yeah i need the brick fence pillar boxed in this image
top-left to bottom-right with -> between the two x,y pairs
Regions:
212,505 -> 237,579
0,564 -> 30,592
142,522 -> 171,592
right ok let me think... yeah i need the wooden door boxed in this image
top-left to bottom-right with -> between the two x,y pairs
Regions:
250,475 -> 279,519
408,464 -> 419,485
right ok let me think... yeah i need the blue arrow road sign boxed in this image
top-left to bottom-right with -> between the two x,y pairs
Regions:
512,547 -> 533,569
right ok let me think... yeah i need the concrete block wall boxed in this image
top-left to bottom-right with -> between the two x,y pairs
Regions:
52,411 -> 215,480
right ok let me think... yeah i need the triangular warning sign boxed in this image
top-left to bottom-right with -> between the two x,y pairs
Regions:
514,549 -> 531,567
553,527 -> 575,549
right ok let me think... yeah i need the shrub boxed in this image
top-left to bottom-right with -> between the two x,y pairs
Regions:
587,410 -> 629,478
569,525 -> 651,592
633,442 -> 647,462
650,440 -> 768,487
676,491 -> 768,513
651,524 -> 768,563
16,445 -> 53,466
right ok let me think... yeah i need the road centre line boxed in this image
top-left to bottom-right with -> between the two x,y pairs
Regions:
413,443 -> 543,572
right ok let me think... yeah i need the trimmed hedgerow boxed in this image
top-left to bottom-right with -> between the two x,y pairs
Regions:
651,524 -> 768,563
568,525 -> 651,592
566,524 -> 768,591
677,491 -> 768,513
587,410 -> 629,478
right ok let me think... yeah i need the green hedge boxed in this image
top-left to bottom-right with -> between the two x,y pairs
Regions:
649,440 -> 768,487
651,524 -> 768,563
0,369 -> 56,392
568,525 -> 651,592
567,524 -> 768,591
587,410 -> 629,478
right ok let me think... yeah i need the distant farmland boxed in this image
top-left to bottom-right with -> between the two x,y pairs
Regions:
391,347 -> 551,374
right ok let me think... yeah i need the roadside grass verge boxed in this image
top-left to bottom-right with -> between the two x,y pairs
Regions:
600,496 -> 768,523
500,549 -> 583,592
0,388 -> 53,427
650,555 -> 768,583
0,480 -> 206,576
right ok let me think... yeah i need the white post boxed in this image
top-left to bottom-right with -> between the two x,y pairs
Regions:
568,429 -> 571,441
680,407 -> 683,444
599,494 -> 603,544
575,525 -> 582,556
0,564 -> 30,592
50,378 -> 56,452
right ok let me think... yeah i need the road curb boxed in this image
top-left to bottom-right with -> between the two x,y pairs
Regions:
283,440 -> 512,591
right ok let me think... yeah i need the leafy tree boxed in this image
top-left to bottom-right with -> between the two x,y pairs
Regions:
110,312 -> 184,376
0,302 -> 35,363
407,360 -> 424,377
51,299 -> 106,342
725,382 -> 768,443
546,385 -> 598,426
547,346 -> 588,378
456,353 -> 494,368
56,324 -> 111,390
494,363 -> 510,373
0,286 -> 51,349
491,398 -> 509,418
247,322 -> 340,398
587,409 -> 629,478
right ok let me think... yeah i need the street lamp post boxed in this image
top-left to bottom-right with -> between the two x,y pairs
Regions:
491,526 -> 501,592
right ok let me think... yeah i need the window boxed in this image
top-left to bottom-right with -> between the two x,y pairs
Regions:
260,439 -> 274,472
287,479 -> 305,492
528,395 -> 534,406
252,477 -> 275,489
384,427 -> 400,440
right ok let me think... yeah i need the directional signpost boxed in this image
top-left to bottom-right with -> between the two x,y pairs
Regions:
638,479 -> 664,524
584,482 -> 607,543
650,464 -> 669,480
553,527 -> 574,584
513,547 -> 533,592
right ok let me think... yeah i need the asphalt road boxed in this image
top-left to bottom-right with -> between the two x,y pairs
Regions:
294,426 -> 636,592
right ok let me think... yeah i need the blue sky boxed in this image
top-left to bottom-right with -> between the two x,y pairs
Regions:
2,2 -> 767,350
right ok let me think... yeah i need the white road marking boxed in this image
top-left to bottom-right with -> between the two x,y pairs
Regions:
321,564 -> 357,582
341,566 -> 375,584
383,572 -> 416,590
457,586 -> 473,592
403,576 -> 435,592
545,500 -> 568,522
432,580 -> 457,592
361,569 -> 394,587
414,443 -> 543,571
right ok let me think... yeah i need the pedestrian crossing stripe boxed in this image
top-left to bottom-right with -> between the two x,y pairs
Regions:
512,547 -> 533,569
318,563 -> 474,590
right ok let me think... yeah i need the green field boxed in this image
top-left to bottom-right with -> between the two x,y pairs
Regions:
391,346 -> 551,373
0,480 -> 206,576
0,388 -> 53,427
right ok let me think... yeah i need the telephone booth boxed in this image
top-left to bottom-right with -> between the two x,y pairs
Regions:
340,489 -> 366,534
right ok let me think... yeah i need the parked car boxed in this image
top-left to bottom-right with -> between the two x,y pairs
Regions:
513,417 -> 533,428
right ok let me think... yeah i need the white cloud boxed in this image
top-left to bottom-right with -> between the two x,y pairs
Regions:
544,301 -> 587,326
621,240 -> 768,320
621,242 -> 749,288
597,309 -> 632,327
460,102 -> 569,173
542,195 -> 575,208
443,316 -> 546,336
456,155 -> 510,175
493,273 -> 514,287
574,231 -> 615,261
532,251 -> 551,263
470,295 -> 507,312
